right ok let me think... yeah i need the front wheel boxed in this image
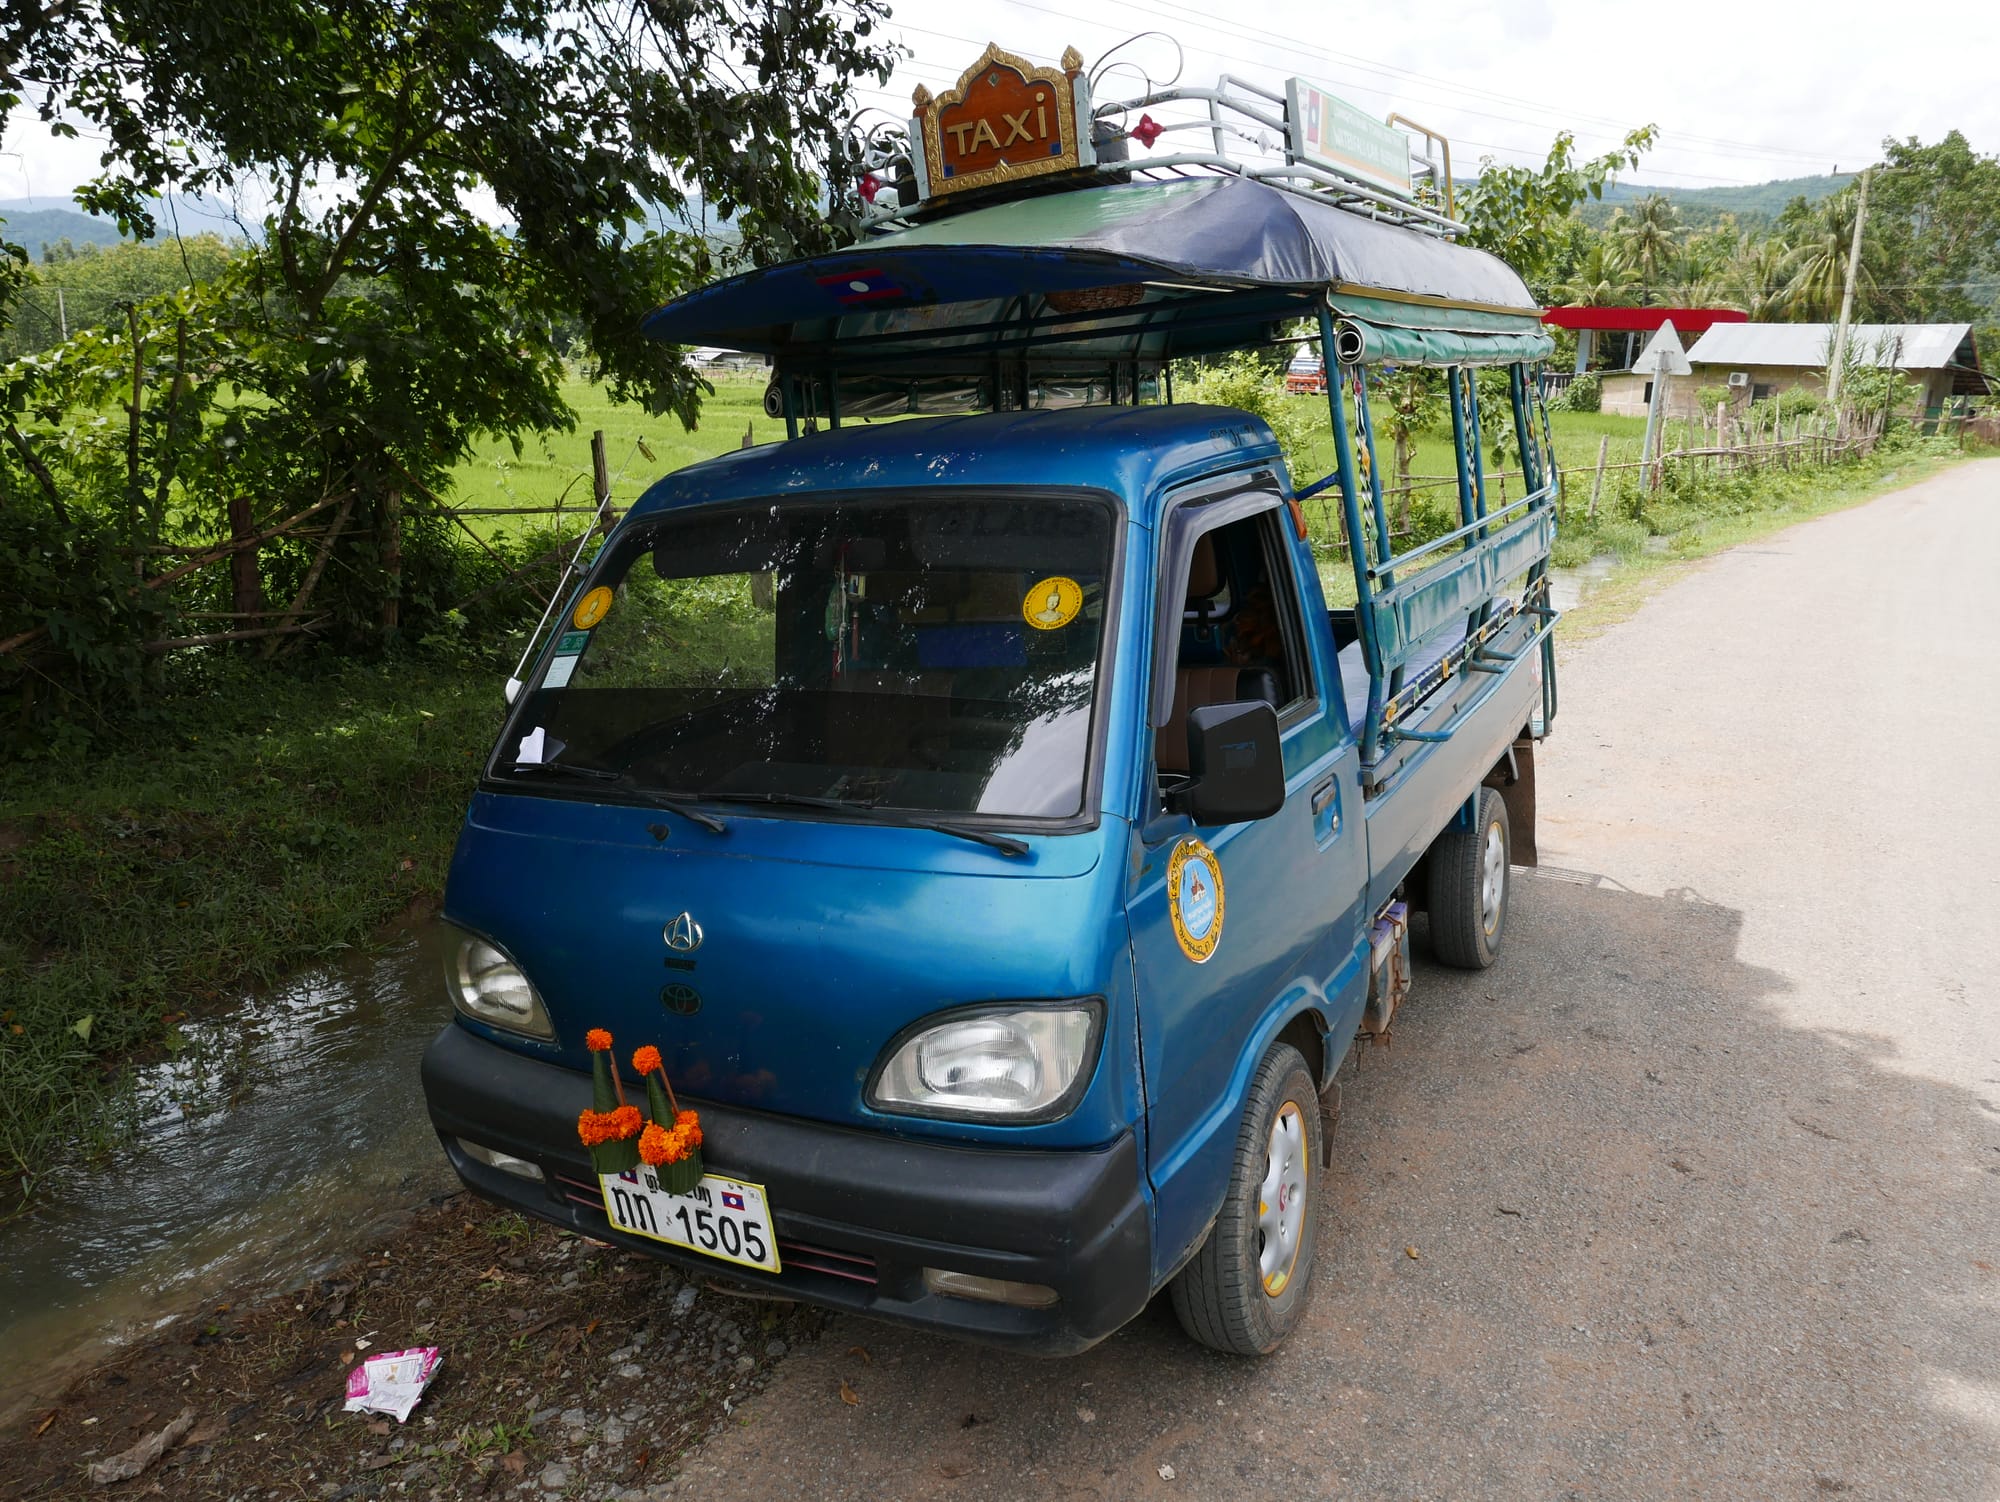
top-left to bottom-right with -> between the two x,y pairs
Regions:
1170,1043 -> 1323,1356
1427,784 -> 1511,969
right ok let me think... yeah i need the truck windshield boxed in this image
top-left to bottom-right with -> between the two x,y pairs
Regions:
494,492 -> 1117,821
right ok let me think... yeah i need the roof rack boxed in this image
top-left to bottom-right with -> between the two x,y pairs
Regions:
846,44 -> 1465,242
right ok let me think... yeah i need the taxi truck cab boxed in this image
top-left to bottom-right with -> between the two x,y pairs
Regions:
421,43 -> 1563,1356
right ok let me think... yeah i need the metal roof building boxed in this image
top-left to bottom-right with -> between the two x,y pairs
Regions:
1683,323 -> 1987,390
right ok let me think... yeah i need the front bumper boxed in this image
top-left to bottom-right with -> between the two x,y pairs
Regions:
420,1023 -> 1153,1354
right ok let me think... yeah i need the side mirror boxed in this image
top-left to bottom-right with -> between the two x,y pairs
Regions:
1180,701 -> 1285,824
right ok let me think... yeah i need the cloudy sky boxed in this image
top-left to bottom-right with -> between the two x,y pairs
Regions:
4,0 -> 1997,208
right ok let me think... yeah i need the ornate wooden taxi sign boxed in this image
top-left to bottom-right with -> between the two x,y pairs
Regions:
911,44 -> 1094,201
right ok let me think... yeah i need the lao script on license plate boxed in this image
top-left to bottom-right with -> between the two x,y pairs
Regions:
600,1168 -> 781,1274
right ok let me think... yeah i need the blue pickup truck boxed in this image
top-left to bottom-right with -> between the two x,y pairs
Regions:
422,48 -> 1561,1356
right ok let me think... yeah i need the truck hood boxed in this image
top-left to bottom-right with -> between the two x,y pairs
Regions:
441,791 -> 1132,1146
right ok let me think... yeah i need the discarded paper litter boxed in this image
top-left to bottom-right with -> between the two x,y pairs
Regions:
343,1347 -> 443,1423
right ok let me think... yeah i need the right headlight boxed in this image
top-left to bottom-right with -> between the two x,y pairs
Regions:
867,1002 -> 1102,1122
443,924 -> 554,1040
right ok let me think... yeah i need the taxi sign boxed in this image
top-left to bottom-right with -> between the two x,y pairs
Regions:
913,44 -> 1093,201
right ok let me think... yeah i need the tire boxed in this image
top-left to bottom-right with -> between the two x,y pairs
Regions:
1170,1043 -> 1323,1356
1427,784 -> 1510,969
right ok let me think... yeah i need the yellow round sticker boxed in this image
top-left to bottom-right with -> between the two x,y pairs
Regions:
1022,576 -> 1083,631
572,586 -> 615,630
1167,836 -> 1225,964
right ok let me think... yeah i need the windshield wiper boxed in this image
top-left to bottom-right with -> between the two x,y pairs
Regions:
699,791 -> 1028,855
907,820 -> 1030,857
634,789 -> 729,835
505,762 -> 728,834
505,759 -> 621,781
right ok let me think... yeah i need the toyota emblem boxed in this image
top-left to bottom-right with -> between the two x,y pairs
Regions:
663,912 -> 704,953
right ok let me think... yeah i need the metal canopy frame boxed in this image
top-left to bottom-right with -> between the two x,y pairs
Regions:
1314,306 -> 1560,779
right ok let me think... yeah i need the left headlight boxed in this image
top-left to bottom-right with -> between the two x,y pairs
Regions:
443,925 -> 554,1040
867,1002 -> 1101,1122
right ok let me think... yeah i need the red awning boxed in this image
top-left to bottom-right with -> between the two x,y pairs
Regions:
1541,306 -> 1748,335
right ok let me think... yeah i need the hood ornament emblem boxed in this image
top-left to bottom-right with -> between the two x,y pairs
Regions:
663,912 -> 704,954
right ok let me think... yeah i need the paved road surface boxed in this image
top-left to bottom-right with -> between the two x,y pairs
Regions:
664,462 -> 2000,1501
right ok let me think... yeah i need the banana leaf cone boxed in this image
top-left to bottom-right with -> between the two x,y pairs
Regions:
588,1048 -> 641,1176
659,1147 -> 705,1197
644,1073 -> 704,1194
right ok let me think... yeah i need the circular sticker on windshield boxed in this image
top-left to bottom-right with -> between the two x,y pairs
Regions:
1167,837 -> 1225,963
572,586 -> 615,630
1023,576 -> 1083,630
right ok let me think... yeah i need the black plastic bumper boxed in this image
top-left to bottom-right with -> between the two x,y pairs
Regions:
420,1023 -> 1153,1354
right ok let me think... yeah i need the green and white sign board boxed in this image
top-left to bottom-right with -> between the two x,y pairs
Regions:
1284,77 -> 1413,199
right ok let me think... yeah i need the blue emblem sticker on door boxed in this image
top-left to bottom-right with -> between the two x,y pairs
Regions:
1167,836 -> 1225,964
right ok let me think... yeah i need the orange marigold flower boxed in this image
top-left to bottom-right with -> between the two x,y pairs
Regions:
585,1028 -> 614,1052
674,1109 -> 703,1149
631,1044 -> 663,1076
577,1108 -> 613,1146
638,1121 -> 673,1166
607,1104 -> 643,1139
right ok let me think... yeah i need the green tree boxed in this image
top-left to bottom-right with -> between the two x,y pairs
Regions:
1865,132 -> 2000,323
1724,235 -> 1795,320
0,234 -> 241,359
1612,192 -> 1682,301
1782,190 -> 1879,321
1456,126 -> 1659,291
1552,234 -> 1639,308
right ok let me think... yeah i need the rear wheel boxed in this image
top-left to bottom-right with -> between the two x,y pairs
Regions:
1170,1043 -> 1322,1356
1427,785 -> 1510,969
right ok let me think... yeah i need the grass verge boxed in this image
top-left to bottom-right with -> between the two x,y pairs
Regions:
0,658 -> 505,1199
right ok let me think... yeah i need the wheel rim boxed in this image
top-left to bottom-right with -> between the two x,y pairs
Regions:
1257,1101 -> 1309,1296
1480,820 -> 1507,936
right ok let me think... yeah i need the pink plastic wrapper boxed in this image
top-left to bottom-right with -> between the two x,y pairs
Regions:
343,1346 -> 444,1423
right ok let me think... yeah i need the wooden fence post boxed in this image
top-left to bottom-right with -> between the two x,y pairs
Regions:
592,429 -> 614,536
1587,434 -> 1608,520
379,488 -> 403,631
228,494 -> 262,630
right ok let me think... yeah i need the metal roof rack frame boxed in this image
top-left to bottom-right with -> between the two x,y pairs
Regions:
848,61 -> 1465,241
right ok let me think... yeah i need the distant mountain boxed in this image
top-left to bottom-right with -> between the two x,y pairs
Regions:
0,203 -> 126,256
1579,174 -> 1851,229
0,195 -> 251,258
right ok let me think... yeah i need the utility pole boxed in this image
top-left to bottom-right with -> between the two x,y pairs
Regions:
1826,167 -> 1870,411
56,287 -> 67,339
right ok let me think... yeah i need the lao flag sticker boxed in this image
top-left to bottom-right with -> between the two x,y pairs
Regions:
818,267 -> 906,306
721,1190 -> 747,1212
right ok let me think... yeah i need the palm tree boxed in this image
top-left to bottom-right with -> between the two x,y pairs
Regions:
1724,237 -> 1794,320
1553,239 -> 1639,307
1612,193 -> 1682,303
1782,193 -> 1877,321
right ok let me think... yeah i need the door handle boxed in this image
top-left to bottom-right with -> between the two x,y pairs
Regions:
1311,777 -> 1337,814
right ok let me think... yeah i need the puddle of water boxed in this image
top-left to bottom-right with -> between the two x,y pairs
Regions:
0,924 -> 457,1424
1549,556 -> 1618,613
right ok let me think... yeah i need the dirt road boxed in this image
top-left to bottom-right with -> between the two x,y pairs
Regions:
661,460 -> 2000,1500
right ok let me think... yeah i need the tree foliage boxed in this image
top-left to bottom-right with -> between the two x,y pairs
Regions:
0,0 -> 897,737
1456,125 -> 1659,287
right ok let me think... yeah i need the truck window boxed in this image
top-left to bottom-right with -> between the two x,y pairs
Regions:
1154,509 -> 1311,778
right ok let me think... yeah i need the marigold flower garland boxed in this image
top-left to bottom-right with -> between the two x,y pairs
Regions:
572,1028 -> 704,1192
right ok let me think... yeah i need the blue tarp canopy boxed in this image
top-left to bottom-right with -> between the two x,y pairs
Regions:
642,178 -> 1547,376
